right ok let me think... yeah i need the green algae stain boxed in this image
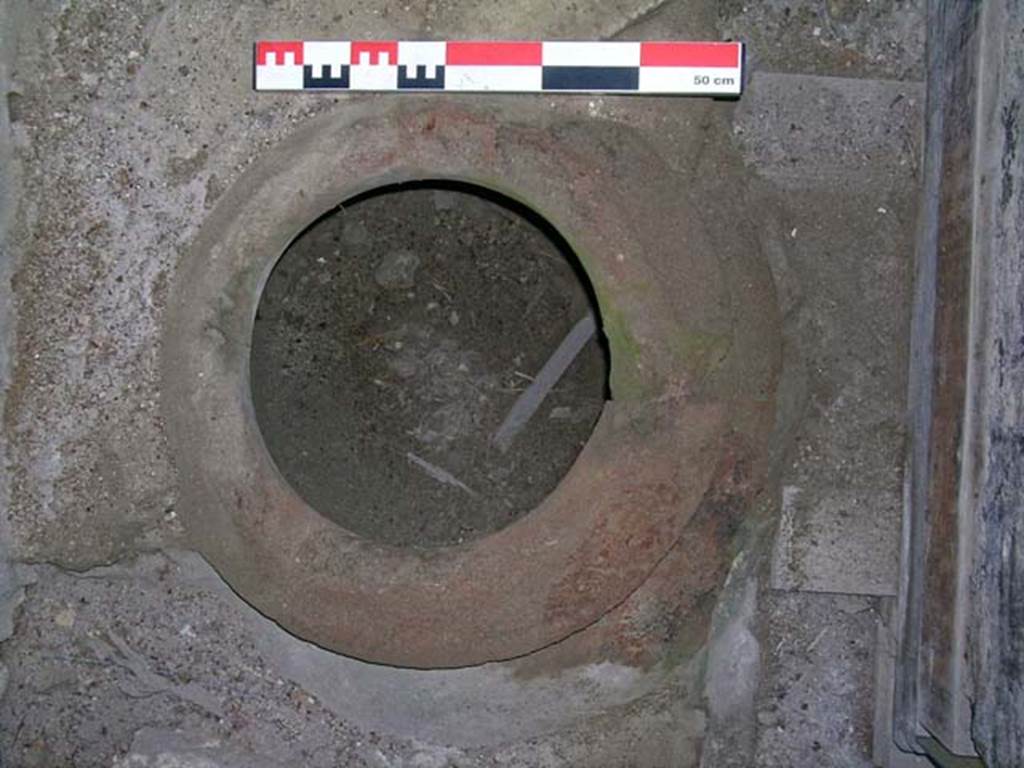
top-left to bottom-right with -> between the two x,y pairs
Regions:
669,329 -> 732,380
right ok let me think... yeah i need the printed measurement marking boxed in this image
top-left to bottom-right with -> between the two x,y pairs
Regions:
255,40 -> 744,96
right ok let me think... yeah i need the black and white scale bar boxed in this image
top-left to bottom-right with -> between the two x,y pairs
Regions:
255,40 -> 744,96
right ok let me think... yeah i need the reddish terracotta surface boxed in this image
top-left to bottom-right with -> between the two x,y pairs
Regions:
162,100 -> 780,667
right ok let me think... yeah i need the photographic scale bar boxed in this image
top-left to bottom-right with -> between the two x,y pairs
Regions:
254,40 -> 744,96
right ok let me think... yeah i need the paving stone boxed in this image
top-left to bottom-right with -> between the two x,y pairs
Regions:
736,72 -> 923,597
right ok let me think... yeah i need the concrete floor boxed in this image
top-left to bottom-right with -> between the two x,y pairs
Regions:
0,1 -> 926,765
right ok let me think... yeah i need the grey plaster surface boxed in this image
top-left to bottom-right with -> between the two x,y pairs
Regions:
1,551 -> 708,766
0,0 -> 25,704
113,728 -> 288,768
719,0 -> 925,81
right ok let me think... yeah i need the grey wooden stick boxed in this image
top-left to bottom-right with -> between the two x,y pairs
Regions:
492,312 -> 597,453
406,452 -> 478,497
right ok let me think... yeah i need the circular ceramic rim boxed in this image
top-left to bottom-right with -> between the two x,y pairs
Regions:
162,101 -> 736,668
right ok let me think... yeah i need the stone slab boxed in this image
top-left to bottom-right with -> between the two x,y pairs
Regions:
735,72 -> 924,597
753,591 -> 881,767
774,486 -> 902,596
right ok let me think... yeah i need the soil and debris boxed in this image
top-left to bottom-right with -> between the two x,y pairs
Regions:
250,185 -> 608,548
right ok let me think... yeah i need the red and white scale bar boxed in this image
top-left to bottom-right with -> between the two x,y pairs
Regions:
255,40 -> 744,96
